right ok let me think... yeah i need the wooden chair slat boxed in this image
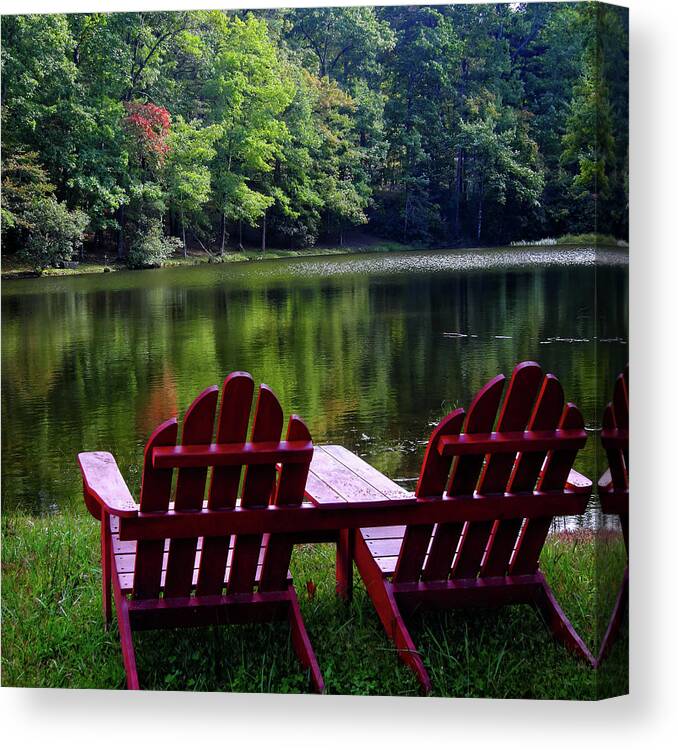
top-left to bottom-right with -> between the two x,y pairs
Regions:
448,376 -> 505,496
116,545 -> 268,580
477,362 -> 544,494
508,375 -> 565,492
208,372 -> 255,509
436,428 -> 586,456
197,372 -> 255,596
118,562 -> 275,596
361,526 -> 407,540
510,403 -> 585,575
394,409 -> 465,583
418,410 -> 467,582
538,404 -> 585,492
445,376 -> 505,581
152,441 -> 314,469
602,405 -> 627,491
133,419 -> 178,599
164,387 -> 218,598
259,416 -> 313,591
481,374 -> 564,577
227,385 -> 284,594
603,367 -> 629,492
454,364 -> 543,579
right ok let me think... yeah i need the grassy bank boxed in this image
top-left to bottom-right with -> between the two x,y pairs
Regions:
1,241 -> 410,281
1,235 -> 629,281
1,513 -> 627,698
510,233 -> 629,248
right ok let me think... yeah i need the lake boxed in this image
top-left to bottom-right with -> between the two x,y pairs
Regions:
1,247 -> 628,527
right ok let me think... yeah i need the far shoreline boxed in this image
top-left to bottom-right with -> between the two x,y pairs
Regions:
1,234 -> 629,282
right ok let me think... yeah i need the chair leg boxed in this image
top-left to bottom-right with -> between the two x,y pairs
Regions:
336,529 -> 354,602
100,514 -> 112,628
112,579 -> 140,690
534,577 -> 596,667
287,585 -> 325,694
354,536 -> 432,694
597,567 -> 629,665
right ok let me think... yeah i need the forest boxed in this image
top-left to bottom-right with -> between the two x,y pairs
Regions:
1,3 -> 629,269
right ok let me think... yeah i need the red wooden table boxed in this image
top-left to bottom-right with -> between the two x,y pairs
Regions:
303,444 -> 416,599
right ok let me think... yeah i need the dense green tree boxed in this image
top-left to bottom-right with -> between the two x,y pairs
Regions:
202,14 -> 293,251
165,117 -> 221,254
458,97 -> 544,241
1,151 -> 55,241
284,7 -> 394,83
1,4 -> 628,268
561,2 -> 628,236
376,5 -> 463,242
19,197 -> 88,271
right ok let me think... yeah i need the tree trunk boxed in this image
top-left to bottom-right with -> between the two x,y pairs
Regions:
403,192 -> 409,244
454,147 -> 464,238
476,195 -> 483,243
116,204 -> 125,259
181,210 -> 187,258
238,219 -> 243,250
339,228 -> 343,246
261,211 -> 267,252
455,58 -> 469,240
220,212 -> 226,255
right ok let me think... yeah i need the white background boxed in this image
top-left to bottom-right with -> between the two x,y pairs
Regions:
1,0 -> 676,747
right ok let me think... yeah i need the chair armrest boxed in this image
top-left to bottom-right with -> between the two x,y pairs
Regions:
597,468 -> 628,514
78,452 -> 139,519
565,468 -> 592,493
597,468 -> 613,493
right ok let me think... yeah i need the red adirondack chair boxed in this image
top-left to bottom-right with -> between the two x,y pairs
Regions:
353,361 -> 596,693
596,366 -> 629,664
78,372 -> 324,692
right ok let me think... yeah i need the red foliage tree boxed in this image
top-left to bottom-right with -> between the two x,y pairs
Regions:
123,102 -> 171,169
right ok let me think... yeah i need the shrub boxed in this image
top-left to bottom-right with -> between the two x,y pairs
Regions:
18,197 -> 88,270
126,218 -> 182,269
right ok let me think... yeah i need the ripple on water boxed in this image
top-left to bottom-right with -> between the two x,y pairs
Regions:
276,246 -> 627,280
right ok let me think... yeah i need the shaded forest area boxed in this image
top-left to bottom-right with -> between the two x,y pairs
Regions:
1,3 -> 628,269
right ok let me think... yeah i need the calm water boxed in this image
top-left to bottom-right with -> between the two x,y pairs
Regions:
2,247 -> 628,526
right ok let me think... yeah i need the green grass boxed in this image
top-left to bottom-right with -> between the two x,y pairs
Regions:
1,514 -> 627,698
510,233 -> 628,248
556,233 -> 627,247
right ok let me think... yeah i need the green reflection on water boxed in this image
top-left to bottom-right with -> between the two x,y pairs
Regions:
1,248 -> 627,520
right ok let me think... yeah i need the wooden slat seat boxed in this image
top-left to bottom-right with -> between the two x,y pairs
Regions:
79,372 -> 323,692
112,536 -> 287,594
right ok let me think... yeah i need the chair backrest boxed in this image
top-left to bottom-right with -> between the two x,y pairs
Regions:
131,371 -> 313,600
601,365 -> 629,494
393,361 -> 587,583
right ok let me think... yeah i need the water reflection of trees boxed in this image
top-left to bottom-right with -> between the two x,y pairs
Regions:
2,261 -> 628,515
